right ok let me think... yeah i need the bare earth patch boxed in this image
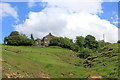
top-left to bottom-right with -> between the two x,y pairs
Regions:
88,75 -> 103,80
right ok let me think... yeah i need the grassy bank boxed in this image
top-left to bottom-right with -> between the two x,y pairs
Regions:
1,43 -> 119,78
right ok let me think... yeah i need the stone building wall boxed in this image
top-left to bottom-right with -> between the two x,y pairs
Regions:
35,33 -> 54,47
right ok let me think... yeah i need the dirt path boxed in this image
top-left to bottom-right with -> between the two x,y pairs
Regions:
87,75 -> 103,80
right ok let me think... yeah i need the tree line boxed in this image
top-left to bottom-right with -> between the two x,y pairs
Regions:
4,31 -> 111,58
49,35 -> 110,58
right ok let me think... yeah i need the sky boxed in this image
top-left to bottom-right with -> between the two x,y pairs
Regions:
1,0 -> 119,43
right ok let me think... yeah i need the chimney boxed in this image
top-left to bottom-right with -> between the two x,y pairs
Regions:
49,33 -> 52,36
103,34 -> 105,42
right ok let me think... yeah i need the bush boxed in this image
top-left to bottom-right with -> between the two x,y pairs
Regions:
98,40 -> 106,48
78,48 -> 94,58
70,43 -> 80,52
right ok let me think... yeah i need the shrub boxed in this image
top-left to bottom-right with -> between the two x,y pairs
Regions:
98,40 -> 106,48
70,43 -> 80,52
78,48 -> 94,58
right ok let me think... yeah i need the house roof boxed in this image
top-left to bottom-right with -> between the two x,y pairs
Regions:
43,33 -> 54,38
35,33 -> 54,42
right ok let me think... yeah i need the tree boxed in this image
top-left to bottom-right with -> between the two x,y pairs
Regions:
85,35 -> 98,49
49,37 -> 59,46
117,40 -> 120,43
4,37 -> 8,44
50,37 -> 74,50
4,31 -> 34,46
9,31 -> 20,36
76,36 -> 85,48
30,34 -> 34,40
35,38 -> 41,41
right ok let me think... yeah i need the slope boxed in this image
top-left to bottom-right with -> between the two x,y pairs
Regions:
83,43 -> 119,78
2,45 -> 91,78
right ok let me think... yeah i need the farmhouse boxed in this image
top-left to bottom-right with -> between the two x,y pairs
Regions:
35,33 -> 54,47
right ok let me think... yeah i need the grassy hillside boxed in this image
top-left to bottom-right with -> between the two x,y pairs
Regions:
2,45 -> 89,78
83,43 -> 119,78
1,43 -> 119,78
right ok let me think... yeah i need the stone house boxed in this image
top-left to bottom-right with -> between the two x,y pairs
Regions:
35,33 -> 54,47
35,39 -> 42,47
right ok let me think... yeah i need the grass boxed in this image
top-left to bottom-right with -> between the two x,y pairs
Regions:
84,43 -> 119,78
2,45 -> 89,78
1,43 -> 119,78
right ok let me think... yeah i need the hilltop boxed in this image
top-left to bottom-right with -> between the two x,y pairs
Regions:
1,43 -> 119,78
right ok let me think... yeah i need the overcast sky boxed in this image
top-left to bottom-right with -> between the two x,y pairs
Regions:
1,0 -> 119,43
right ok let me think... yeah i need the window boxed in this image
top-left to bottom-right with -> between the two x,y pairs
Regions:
45,41 -> 47,43
36,42 -> 38,44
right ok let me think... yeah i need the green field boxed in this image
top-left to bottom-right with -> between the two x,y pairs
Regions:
1,43 -> 119,78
